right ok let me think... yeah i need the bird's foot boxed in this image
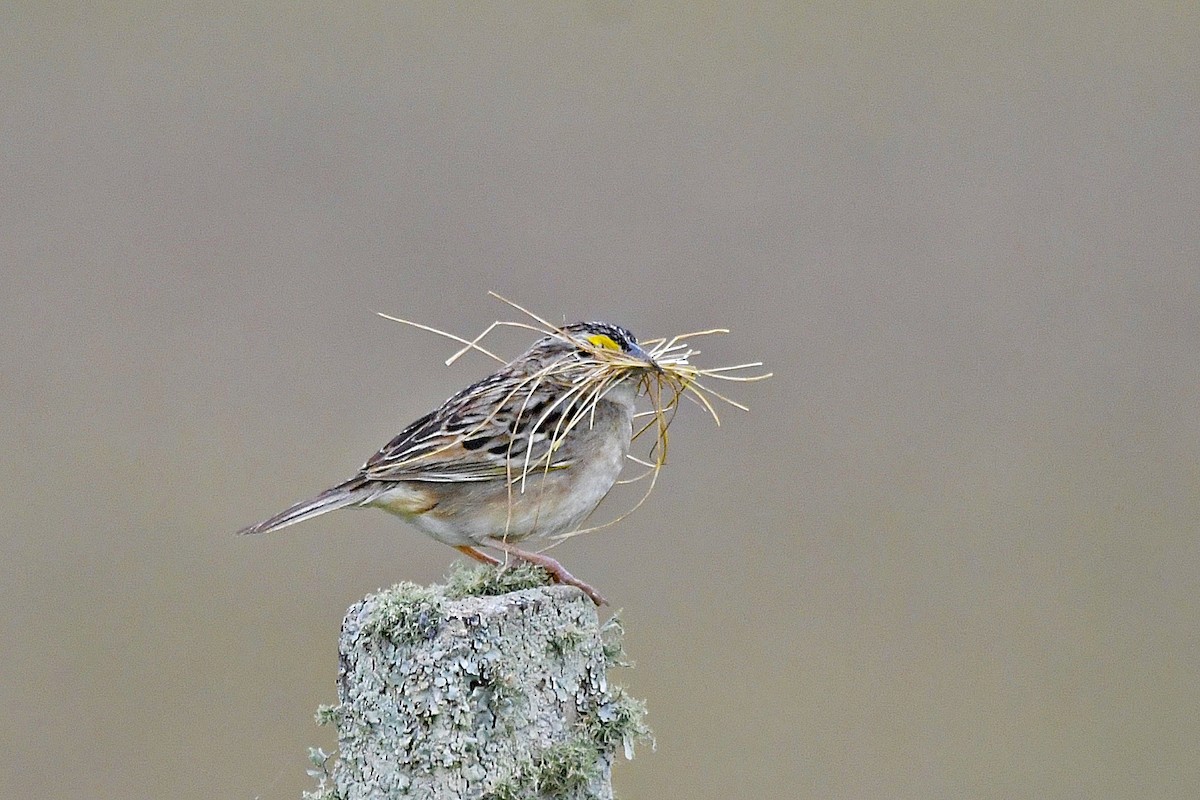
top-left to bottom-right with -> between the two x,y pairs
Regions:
486,540 -> 608,606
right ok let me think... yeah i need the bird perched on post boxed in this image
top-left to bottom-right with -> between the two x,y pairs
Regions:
239,321 -> 665,605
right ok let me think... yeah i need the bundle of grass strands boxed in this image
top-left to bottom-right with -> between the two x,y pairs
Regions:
376,292 -> 772,544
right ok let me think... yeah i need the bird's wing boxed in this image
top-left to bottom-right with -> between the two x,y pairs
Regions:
359,372 -> 574,483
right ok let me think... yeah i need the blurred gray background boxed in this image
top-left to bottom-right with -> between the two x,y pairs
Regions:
3,3 -> 1197,798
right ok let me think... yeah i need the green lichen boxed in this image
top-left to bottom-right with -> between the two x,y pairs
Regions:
584,686 -> 652,760
547,624 -> 587,657
314,704 -> 340,727
531,736 -> 604,795
443,561 -> 554,599
480,737 -> 599,800
480,682 -> 651,799
598,614 -> 632,668
361,581 -> 446,643
302,747 -> 345,800
307,570 -> 650,799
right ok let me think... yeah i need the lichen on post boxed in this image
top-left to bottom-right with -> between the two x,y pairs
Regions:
305,565 -> 649,800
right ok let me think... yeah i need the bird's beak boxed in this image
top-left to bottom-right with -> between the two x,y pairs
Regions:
628,342 -> 663,373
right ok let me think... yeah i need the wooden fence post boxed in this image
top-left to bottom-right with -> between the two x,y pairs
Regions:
306,567 -> 648,800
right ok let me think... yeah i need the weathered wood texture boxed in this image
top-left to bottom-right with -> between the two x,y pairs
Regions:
309,573 -> 647,800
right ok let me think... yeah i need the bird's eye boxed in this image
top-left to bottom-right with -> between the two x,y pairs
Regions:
585,334 -> 621,351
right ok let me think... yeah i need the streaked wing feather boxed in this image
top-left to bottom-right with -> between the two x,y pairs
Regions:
359,368 -> 569,483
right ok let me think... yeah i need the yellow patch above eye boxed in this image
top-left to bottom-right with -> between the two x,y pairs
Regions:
586,334 -> 621,351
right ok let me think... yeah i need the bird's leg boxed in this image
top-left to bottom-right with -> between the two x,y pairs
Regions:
455,545 -> 502,566
486,538 -> 608,606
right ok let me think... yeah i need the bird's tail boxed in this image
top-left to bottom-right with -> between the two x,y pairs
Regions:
237,478 -> 374,535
